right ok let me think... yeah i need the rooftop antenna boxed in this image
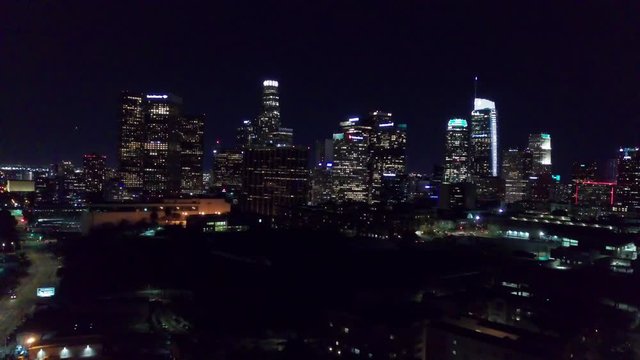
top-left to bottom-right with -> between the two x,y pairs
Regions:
474,76 -> 478,100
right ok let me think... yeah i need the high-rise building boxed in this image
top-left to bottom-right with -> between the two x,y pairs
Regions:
310,139 -> 334,205
118,92 -> 204,200
142,94 -> 183,199
83,153 -> 106,193
331,118 -> 372,203
615,147 -> 640,213
528,133 -> 552,174
118,92 -> 145,192
236,120 -> 256,148
501,148 -> 531,203
366,111 -> 408,205
255,80 -> 282,146
240,147 -> 309,217
470,98 -> 498,178
179,114 -> 205,195
444,119 -> 469,183
211,148 -> 244,198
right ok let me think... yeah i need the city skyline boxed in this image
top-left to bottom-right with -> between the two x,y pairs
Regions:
2,2 -> 639,177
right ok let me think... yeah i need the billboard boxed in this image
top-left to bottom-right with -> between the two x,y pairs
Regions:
36,287 -> 55,298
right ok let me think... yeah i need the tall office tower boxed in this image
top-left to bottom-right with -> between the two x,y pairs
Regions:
211,148 -> 244,198
470,98 -> 498,178
83,153 -> 106,193
502,148 -> 531,203
614,147 -> 640,213
142,93 -> 183,199
528,133 -> 552,174
240,147 -> 309,217
310,139 -> 334,205
443,119 -> 470,183
366,111 -> 408,205
332,118 -> 372,203
236,120 -> 256,148
179,114 -> 205,195
50,161 -> 86,207
118,92 -> 145,193
255,80 -> 282,146
571,161 -> 597,183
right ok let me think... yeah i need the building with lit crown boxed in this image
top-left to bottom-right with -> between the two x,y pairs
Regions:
444,118 -> 470,183
118,92 -> 145,192
331,118 -> 372,203
470,99 -> 498,178
614,147 -> 640,213
366,111 -> 408,205
528,133 -> 552,175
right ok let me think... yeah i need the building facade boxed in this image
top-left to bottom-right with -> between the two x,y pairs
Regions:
240,147 -> 309,217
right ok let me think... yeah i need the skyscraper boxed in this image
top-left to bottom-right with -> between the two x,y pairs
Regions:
142,93 -> 183,199
211,148 -> 244,198
366,111 -> 408,205
179,114 -> 205,195
240,147 -> 309,217
501,148 -> 531,203
615,147 -> 640,213
444,119 -> 469,183
118,92 -> 145,193
332,118 -> 372,203
255,80 -> 282,146
470,98 -> 498,178
528,133 -> 552,174
310,139 -> 334,205
83,153 -> 106,193
236,120 -> 256,148
119,92 -> 204,200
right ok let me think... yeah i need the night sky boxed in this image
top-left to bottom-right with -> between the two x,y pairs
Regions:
2,1 -> 639,176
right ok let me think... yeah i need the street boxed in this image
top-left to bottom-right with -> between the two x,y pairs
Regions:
0,241 -> 59,345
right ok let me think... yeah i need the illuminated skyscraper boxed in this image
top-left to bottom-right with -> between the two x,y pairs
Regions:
366,111 -> 408,205
470,98 -> 498,178
444,119 -> 469,183
118,92 -> 145,193
211,148 -> 244,198
332,118 -> 372,203
255,80 -> 282,146
142,94 -> 183,199
83,153 -> 106,193
615,147 -> 640,213
501,148 -> 531,203
179,114 -> 205,195
528,133 -> 552,174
